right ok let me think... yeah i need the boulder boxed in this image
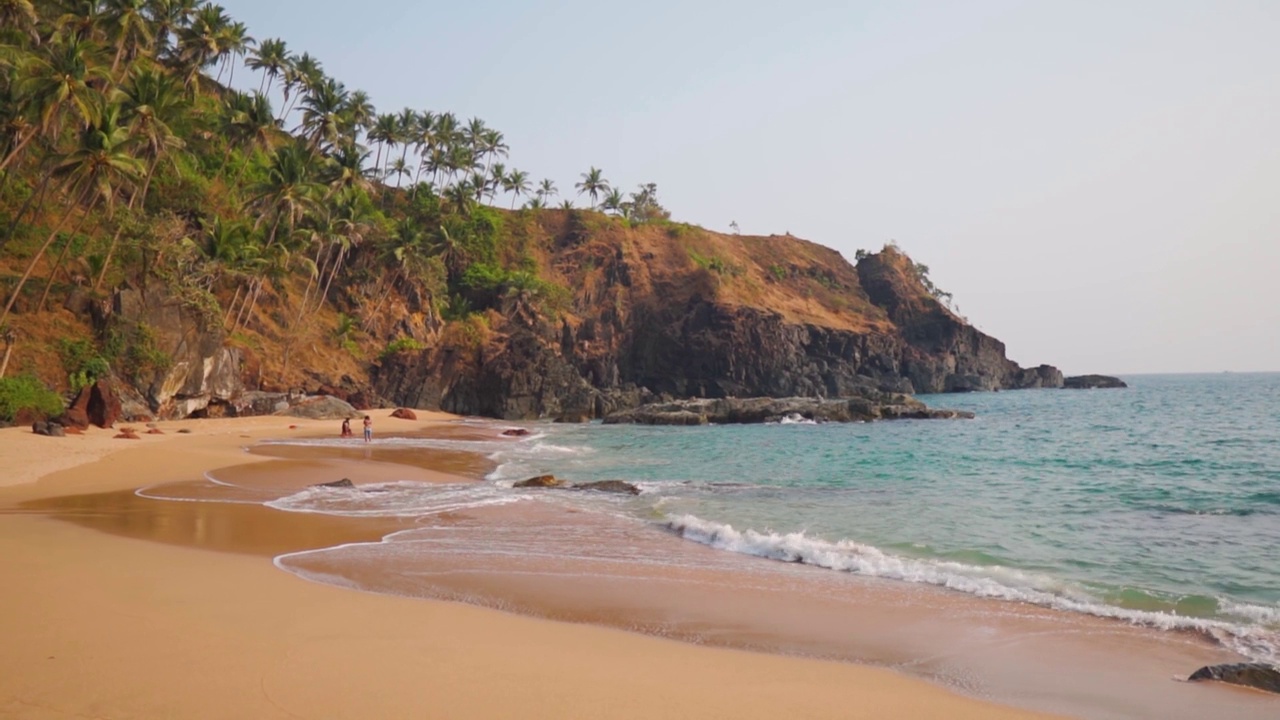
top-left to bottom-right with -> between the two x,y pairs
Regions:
276,395 -> 360,420
1064,374 -> 1127,389
146,428 -> 164,435
501,428 -> 531,437
571,480 -> 640,495
1187,663 -> 1280,694
31,421 -> 49,436
61,379 -> 123,429
113,428 -> 140,440
513,475 -> 567,489
176,428 -> 192,434
313,478 -> 355,489
390,407 -> 418,420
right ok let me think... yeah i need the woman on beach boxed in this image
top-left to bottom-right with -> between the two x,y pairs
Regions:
362,415 -> 372,443
341,418 -> 352,438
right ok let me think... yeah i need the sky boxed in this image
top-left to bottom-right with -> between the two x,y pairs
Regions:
217,0 -> 1279,375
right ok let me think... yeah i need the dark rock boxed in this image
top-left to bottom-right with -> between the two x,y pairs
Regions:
113,428 -> 140,439
603,393 -> 972,426
390,407 -> 418,420
571,480 -> 640,495
1064,374 -> 1127,389
513,475 -> 567,488
501,428 -> 531,437
47,423 -> 65,437
59,379 -> 123,429
555,410 -> 591,423
146,428 -> 164,434
176,428 -> 192,434
313,478 -> 355,489
31,421 -> 49,436
1187,663 -> 1280,694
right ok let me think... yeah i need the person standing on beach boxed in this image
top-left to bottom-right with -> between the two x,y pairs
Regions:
341,418 -> 352,437
362,415 -> 372,443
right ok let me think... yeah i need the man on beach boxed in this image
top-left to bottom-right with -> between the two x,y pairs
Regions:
362,415 -> 372,443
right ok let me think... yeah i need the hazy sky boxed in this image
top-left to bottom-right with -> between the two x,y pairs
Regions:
219,0 -> 1279,374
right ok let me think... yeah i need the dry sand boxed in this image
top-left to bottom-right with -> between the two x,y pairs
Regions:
0,410 -> 1057,719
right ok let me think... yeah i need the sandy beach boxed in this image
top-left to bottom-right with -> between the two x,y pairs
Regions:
0,411 -> 1058,720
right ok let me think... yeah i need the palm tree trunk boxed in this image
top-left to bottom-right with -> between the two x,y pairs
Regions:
1,173 -> 52,251
0,338 -> 13,380
0,130 -> 36,174
223,284 -> 243,328
314,244 -> 346,315
94,159 -> 157,292
0,194 -> 90,327
37,210 -> 92,312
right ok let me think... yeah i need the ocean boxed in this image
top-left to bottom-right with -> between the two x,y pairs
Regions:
255,373 -> 1280,672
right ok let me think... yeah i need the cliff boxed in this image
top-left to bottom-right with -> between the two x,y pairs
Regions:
372,214 -> 1061,419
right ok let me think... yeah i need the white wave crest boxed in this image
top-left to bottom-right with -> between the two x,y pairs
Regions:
665,514 -> 1280,664
776,413 -> 818,425
266,480 -> 522,517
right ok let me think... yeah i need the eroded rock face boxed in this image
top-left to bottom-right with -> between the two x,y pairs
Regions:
604,394 -> 972,426
1064,374 -> 1127,389
1187,663 -> 1280,694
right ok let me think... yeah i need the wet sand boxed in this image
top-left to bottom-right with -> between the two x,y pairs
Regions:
0,411 -> 1059,720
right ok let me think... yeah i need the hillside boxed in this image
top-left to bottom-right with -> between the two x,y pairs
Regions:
0,2 -> 1060,424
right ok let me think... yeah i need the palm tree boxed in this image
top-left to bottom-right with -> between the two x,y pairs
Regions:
144,0 -> 198,60
97,65 -> 187,289
387,156 -> 410,188
215,20 -> 252,87
479,127 -> 507,176
367,112 -> 397,179
487,162 -> 506,203
102,0 -> 154,74
394,106 -> 417,173
175,2 -> 229,91
2,101 -> 143,325
0,0 -> 39,44
503,169 -> 530,209
246,37 -> 288,95
342,89 -> 375,137
247,141 -> 322,251
299,76 -> 348,150
524,196 -> 544,210
323,142 -> 371,198
602,188 -> 624,215
279,51 -> 321,121
537,178 -> 557,205
575,166 -> 609,208
1,35 -> 111,174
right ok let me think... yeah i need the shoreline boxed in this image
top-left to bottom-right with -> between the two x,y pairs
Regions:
0,410 -> 1062,719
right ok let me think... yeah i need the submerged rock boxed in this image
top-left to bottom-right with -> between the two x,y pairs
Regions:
1187,663 -> 1280,694
513,475 -> 567,488
1063,374 -> 1127,389
313,478 -> 355,489
501,428 -> 531,437
571,480 -> 641,495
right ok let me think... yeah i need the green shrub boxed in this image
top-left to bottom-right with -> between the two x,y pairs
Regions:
768,264 -> 787,282
380,336 -> 426,360
0,376 -> 65,423
58,337 -> 111,392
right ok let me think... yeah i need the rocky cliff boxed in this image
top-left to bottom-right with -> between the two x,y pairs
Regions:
370,215 -> 1061,419
80,213 -> 1060,422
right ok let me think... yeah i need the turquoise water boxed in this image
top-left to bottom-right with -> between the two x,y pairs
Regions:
488,373 -> 1280,661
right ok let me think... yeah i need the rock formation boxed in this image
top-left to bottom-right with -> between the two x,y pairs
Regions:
603,393 -> 972,426
1187,663 -> 1280,694
1064,374 -> 1127,389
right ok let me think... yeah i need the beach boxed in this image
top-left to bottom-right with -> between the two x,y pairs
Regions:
0,411 -> 1058,720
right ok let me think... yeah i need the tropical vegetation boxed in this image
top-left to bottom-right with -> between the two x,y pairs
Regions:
0,0 -> 674,408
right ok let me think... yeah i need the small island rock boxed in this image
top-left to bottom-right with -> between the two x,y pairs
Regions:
1063,375 -> 1127,389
